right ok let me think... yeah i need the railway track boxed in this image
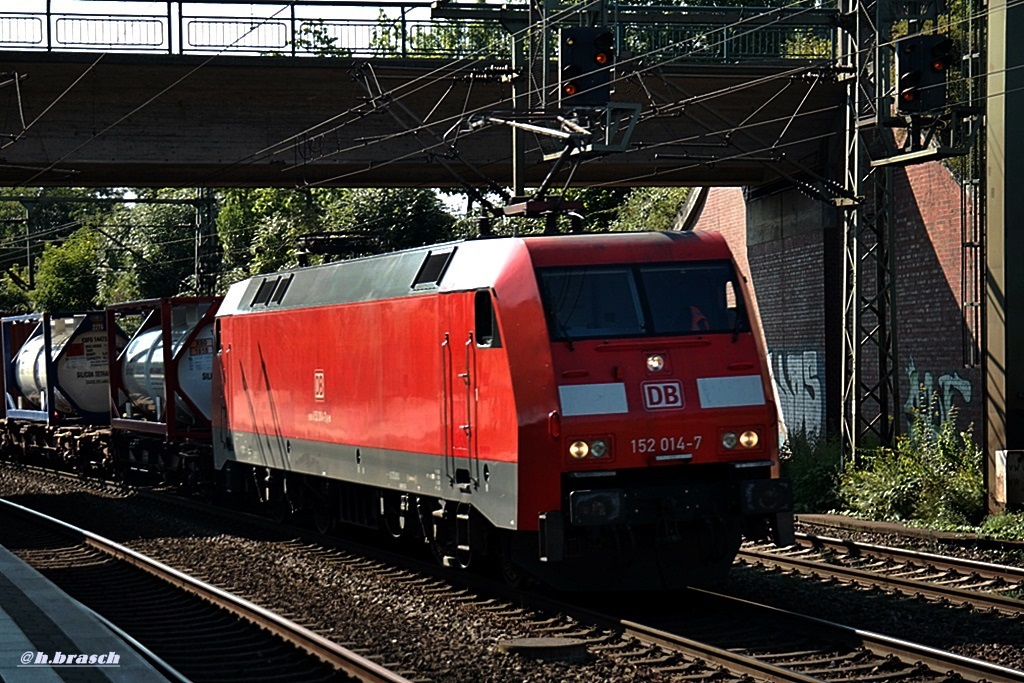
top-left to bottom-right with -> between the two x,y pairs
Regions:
246,523 -> 1024,683
613,589 -> 1024,683
267,538 -> 1008,683
0,497 -> 411,683
738,532 -> 1024,614
4,464 -> 1024,683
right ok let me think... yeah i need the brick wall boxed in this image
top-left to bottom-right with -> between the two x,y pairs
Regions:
893,163 -> 982,434
694,163 -> 981,442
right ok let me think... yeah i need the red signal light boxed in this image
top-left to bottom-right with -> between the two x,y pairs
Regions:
563,83 -> 578,96
931,58 -> 947,72
595,51 -> 609,65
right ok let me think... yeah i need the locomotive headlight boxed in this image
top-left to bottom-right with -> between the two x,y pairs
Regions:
569,441 -> 590,459
739,430 -> 760,449
589,439 -> 609,458
721,432 -> 738,450
646,354 -> 665,372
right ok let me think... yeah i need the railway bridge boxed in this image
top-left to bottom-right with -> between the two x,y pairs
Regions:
0,1 -> 841,189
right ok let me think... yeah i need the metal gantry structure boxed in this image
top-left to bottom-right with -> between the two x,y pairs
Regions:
839,0 -> 986,460
839,0 -> 900,461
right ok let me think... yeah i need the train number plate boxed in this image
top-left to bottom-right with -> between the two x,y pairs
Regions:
630,435 -> 701,455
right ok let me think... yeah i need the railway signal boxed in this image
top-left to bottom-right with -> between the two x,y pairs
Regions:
896,34 -> 954,114
558,27 -> 614,107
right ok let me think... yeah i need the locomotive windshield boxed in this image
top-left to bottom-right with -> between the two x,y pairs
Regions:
537,260 -> 749,341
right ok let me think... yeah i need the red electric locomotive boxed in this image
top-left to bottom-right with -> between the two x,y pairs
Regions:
213,230 -> 792,590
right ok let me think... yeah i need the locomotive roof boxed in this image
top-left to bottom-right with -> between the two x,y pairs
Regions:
218,230 -> 731,316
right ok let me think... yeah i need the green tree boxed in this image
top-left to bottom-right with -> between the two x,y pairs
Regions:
217,187 -> 456,284
322,188 -> 457,253
609,187 -> 690,231
96,189 -> 200,301
217,187 -> 323,281
293,20 -> 351,57
372,5 -> 507,58
565,188 -> 631,231
0,272 -> 30,313
31,228 -> 100,311
0,188 -> 117,308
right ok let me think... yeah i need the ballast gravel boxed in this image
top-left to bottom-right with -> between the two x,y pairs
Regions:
2,468 -> 1023,680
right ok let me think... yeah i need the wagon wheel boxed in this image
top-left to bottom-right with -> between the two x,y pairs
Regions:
380,492 -> 406,540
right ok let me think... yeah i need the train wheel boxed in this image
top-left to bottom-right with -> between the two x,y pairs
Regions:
312,507 -> 334,535
496,533 -> 528,588
380,492 -> 406,540
268,496 -> 292,524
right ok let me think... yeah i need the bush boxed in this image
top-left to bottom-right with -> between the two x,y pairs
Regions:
780,430 -> 843,513
980,513 -> 1024,541
838,393 -> 985,527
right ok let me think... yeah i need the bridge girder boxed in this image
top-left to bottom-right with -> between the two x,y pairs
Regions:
0,51 -> 842,189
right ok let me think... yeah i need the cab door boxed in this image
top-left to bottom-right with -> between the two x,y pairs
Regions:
441,292 -> 478,492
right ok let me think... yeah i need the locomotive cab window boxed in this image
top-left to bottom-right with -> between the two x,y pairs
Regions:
474,289 -> 501,348
537,260 -> 748,341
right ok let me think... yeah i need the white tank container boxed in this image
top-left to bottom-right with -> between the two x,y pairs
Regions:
121,303 -> 215,423
13,315 -> 113,415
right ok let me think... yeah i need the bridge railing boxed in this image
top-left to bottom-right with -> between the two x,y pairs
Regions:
0,1 -> 835,62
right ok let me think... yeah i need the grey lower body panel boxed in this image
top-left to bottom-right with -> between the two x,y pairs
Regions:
214,428 -> 519,531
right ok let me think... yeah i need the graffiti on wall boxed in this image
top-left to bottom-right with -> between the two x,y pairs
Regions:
769,350 -> 824,437
903,357 -> 973,429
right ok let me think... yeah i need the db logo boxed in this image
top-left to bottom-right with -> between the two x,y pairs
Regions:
642,381 -> 684,410
313,370 -> 326,401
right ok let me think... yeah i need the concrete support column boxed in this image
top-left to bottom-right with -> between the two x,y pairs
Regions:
986,0 -> 1024,510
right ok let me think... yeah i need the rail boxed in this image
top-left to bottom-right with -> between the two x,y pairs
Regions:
0,497 -> 413,683
1,0 -> 836,62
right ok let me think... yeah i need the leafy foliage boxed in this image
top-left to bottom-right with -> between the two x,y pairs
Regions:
217,187 -> 322,281
96,189 -> 200,301
293,20 -> 351,57
780,430 -> 842,513
838,393 -> 985,527
980,513 -> 1024,541
218,187 -> 457,286
609,187 -> 690,231
321,188 -> 457,253
0,189 -> 118,310
31,228 -> 101,311
0,274 -> 30,313
371,4 -> 506,59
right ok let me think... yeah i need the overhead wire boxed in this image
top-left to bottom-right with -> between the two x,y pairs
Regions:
1,52 -> 107,152
271,2 -> 836,176
0,0 -> 916,193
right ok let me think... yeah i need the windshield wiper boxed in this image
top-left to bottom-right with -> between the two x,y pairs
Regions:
732,309 -> 746,343
550,310 -> 575,351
